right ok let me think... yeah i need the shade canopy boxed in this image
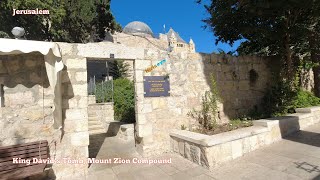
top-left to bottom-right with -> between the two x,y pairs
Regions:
0,38 -> 64,129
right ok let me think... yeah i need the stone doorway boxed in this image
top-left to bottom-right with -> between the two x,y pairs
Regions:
86,58 -> 137,164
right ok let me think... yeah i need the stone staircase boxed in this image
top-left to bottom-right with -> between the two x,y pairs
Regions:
88,115 -> 106,135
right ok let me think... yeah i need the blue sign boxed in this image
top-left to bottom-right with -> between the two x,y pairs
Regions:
143,76 -> 170,97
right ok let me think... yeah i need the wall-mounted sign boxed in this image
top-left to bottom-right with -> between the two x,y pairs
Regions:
144,59 -> 167,73
143,76 -> 170,97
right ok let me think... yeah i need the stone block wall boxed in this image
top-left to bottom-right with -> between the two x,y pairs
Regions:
88,103 -> 114,127
200,53 -> 275,118
4,41 -> 276,161
134,50 -> 275,155
0,53 -> 55,146
0,46 -> 89,179
57,43 -> 89,179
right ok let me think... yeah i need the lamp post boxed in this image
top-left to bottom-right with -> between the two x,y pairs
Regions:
11,27 -> 25,39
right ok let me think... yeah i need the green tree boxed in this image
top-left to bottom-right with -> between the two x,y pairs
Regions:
110,60 -> 130,79
0,31 -> 9,38
0,0 -> 121,43
52,0 -> 96,43
0,0 -> 64,40
92,0 -> 122,41
199,0 -> 319,84
305,2 -> 320,96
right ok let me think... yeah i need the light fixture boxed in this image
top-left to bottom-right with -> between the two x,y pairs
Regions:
11,27 -> 25,39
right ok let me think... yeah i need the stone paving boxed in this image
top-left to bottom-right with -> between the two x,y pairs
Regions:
87,123 -> 320,180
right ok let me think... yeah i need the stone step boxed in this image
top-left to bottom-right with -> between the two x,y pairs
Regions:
89,124 -> 104,130
88,121 -> 102,126
89,129 -> 106,135
88,112 -> 97,116
88,116 -> 99,121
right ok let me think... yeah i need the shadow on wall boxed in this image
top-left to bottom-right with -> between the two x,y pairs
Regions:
60,65 -> 74,141
269,116 -> 301,138
3,54 -> 50,88
0,54 -> 75,180
200,53 -> 279,120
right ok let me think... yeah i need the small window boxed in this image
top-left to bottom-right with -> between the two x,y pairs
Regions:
177,44 -> 184,47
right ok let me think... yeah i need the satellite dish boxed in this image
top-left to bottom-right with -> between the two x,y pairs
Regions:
11,27 -> 25,39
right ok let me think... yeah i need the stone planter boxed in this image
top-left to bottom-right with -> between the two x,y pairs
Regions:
170,106 -> 320,170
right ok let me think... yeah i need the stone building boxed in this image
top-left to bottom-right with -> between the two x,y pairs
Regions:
112,21 -> 196,53
0,21 -> 287,179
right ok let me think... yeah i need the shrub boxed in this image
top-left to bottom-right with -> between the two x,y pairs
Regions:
113,78 -> 135,123
261,80 -> 297,117
95,80 -> 113,103
261,81 -> 320,117
294,89 -> 320,108
95,78 -> 135,123
187,74 -> 220,130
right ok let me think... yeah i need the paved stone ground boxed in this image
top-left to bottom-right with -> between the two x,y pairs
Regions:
88,123 -> 320,180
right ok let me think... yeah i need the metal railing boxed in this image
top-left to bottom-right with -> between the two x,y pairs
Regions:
88,76 -> 114,103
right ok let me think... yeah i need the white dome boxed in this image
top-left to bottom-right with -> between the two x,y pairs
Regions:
123,21 -> 153,37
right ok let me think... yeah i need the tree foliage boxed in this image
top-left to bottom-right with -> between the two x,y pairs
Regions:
0,31 -> 9,38
0,0 -> 121,43
200,0 -> 320,96
109,60 -> 130,79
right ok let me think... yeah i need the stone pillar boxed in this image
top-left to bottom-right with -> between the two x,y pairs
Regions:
53,55 -> 89,179
134,59 -> 155,156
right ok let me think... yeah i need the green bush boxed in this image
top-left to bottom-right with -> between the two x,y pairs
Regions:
95,81 -> 113,103
261,81 -> 320,117
261,81 -> 297,117
113,78 -> 135,123
95,78 -> 135,123
294,89 -> 320,108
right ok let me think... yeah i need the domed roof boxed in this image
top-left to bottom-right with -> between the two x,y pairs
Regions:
123,21 -> 154,37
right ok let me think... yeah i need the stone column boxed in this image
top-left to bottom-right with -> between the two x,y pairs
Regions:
134,59 -> 156,156
53,54 -> 89,179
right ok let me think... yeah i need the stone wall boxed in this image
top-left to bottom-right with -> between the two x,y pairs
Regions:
0,48 -> 89,179
201,53 -> 274,118
0,53 -> 55,147
58,41 -> 276,156
58,44 -> 89,179
134,50 -> 275,155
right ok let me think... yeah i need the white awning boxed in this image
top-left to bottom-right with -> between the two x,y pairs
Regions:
0,38 -> 64,129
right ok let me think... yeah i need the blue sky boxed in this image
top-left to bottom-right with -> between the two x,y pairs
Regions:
111,0 -> 242,54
